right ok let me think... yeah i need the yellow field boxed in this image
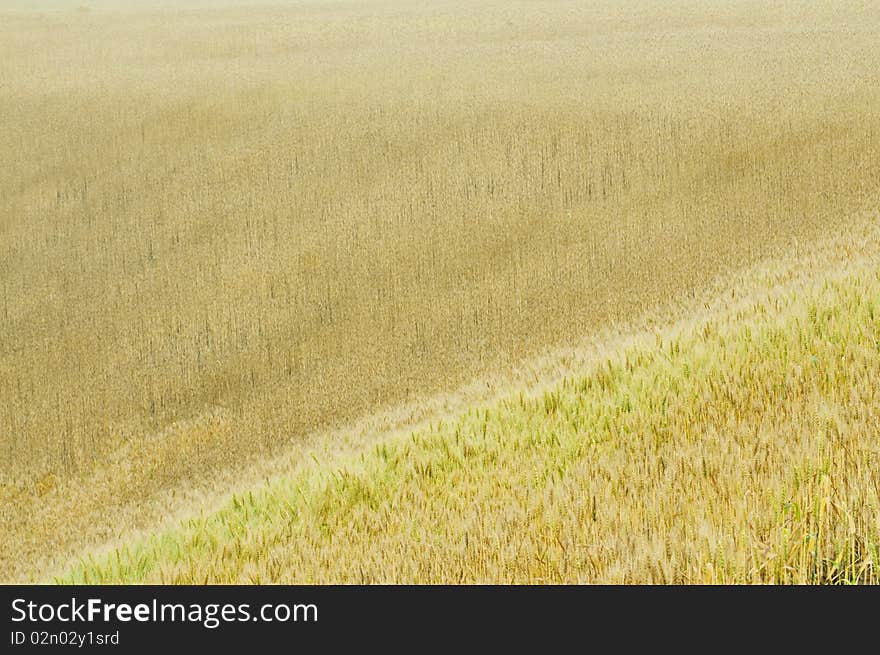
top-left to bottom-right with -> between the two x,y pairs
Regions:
2,1 -> 879,583
60,216 -> 880,583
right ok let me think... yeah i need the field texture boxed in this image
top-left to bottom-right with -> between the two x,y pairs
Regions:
2,1 -> 880,583
62,216 -> 880,583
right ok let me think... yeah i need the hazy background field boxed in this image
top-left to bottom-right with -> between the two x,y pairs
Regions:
2,0 -> 879,582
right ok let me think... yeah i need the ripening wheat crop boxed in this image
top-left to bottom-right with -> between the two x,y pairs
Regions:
2,1 -> 880,582
60,217 -> 880,584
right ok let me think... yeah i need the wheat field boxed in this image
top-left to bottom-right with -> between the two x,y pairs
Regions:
2,1 -> 880,583
61,216 -> 880,583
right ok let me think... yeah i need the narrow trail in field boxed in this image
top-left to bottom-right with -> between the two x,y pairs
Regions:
17,205 -> 877,584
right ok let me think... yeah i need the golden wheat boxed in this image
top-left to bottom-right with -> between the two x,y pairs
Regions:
2,1 -> 880,582
60,216 -> 880,584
